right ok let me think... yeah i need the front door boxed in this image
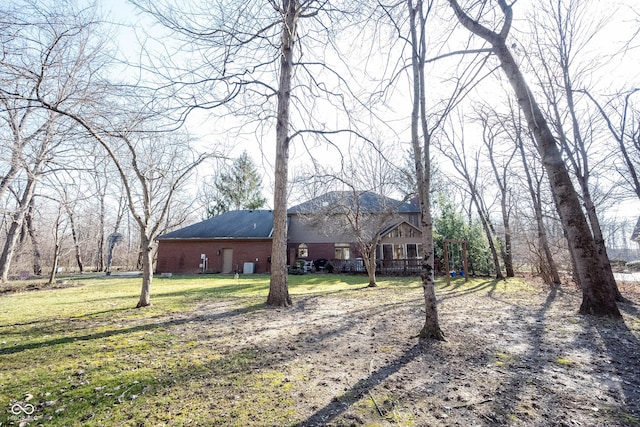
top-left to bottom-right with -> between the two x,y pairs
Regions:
222,248 -> 233,274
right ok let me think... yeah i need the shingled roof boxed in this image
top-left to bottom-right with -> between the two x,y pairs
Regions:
288,191 -> 418,214
157,210 -> 274,240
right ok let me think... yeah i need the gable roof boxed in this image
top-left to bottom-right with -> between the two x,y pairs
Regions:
288,191 -> 418,214
157,210 -> 274,240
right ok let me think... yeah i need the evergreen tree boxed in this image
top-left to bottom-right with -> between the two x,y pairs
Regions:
434,196 -> 492,276
206,151 -> 266,217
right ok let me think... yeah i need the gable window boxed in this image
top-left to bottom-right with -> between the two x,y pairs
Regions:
334,243 -> 350,260
298,243 -> 309,258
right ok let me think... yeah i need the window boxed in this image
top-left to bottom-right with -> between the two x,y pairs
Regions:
334,243 -> 350,260
394,244 -> 404,259
407,244 -> 418,259
298,243 -> 308,258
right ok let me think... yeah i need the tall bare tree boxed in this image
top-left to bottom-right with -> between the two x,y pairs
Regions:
407,0 -> 445,340
477,108 -> 517,277
133,0 -> 364,307
529,0 -> 623,299
448,0 -> 620,317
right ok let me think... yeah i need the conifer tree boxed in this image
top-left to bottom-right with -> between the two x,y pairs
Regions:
206,151 -> 266,217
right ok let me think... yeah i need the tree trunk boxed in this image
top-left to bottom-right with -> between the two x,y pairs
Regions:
502,48 -> 618,315
136,233 -> 154,308
502,213 -> 515,277
67,209 -> 84,273
583,195 -> 623,301
25,199 -> 42,275
474,195 -> 504,279
267,0 -> 298,308
518,138 -> 561,284
363,243 -> 377,287
96,192 -> 106,272
0,176 -> 38,283
409,0 -> 445,341
48,243 -> 60,286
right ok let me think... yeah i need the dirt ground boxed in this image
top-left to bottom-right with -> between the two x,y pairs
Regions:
181,279 -> 640,426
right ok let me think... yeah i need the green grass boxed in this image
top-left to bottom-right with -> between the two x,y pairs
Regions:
0,273 -> 525,426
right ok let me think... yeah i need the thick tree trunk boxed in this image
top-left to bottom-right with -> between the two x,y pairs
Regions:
136,234 -> 154,308
495,49 -> 619,316
267,0 -> 298,307
449,0 -> 620,318
25,199 -> 42,275
0,176 -> 37,283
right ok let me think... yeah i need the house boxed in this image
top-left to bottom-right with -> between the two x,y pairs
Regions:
155,192 -> 424,275
286,191 -> 423,273
156,210 -> 273,275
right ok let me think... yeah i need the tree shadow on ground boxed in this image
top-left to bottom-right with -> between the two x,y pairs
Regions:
437,279 -> 499,302
588,316 -> 640,424
483,285 -> 562,423
0,303 -> 264,356
293,342 -> 424,426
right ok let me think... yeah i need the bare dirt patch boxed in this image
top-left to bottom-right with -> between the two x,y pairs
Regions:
175,279 -> 640,426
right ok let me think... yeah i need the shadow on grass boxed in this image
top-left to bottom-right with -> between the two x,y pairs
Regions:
0,306 -> 133,336
436,278 -> 499,301
0,303 -> 264,356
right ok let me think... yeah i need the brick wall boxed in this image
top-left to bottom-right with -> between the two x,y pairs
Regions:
156,239 -> 273,275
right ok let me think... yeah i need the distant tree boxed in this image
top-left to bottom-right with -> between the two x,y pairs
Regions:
434,197 -> 492,276
204,151 -> 266,218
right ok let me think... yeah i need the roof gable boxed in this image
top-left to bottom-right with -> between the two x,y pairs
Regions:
158,210 -> 274,240
380,220 -> 422,237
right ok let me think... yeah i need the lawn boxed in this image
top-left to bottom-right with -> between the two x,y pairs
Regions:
0,273 -> 419,426
1,273 -> 639,426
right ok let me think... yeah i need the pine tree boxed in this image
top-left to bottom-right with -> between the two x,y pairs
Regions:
207,151 -> 266,217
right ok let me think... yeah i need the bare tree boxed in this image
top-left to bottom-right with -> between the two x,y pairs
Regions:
406,0 -> 445,340
1,0 -> 214,305
508,100 -> 561,284
529,0 -> 623,299
448,0 -> 620,317
132,0 -> 371,307
581,89 -> 640,201
440,123 -> 504,279
477,108 -> 517,277
0,110 -> 67,283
